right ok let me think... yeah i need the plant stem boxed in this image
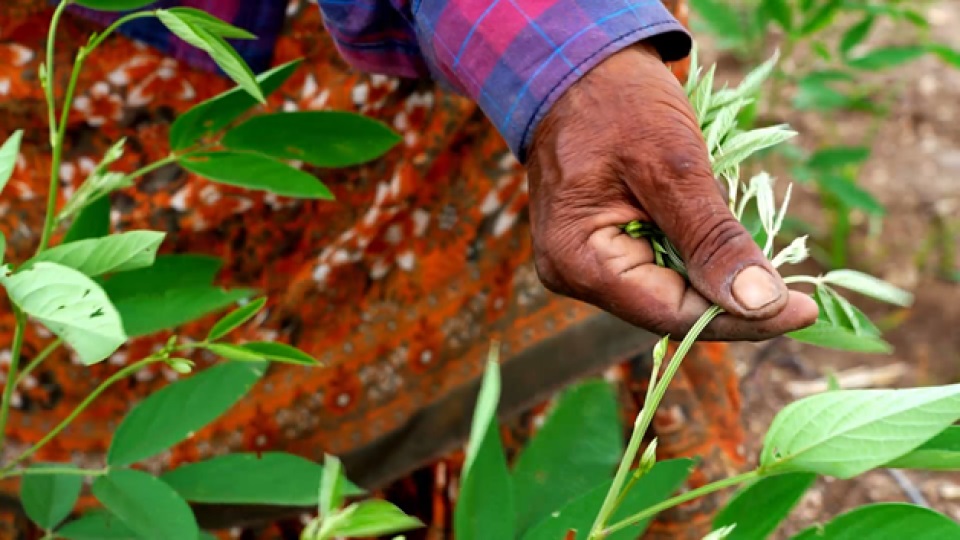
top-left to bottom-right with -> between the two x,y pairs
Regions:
0,310 -> 27,452
783,275 -> 820,285
14,339 -> 62,388
37,1 -> 77,255
2,466 -> 107,478
588,306 -> 723,538
0,357 -> 161,474
86,12 -> 156,52
602,469 -> 761,536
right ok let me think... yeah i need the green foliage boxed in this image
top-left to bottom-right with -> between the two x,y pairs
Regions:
713,472 -> 816,539
455,350 -> 516,540
57,510 -> 136,540
511,381 -> 623,533
169,59 -> 302,150
315,500 -> 424,539
791,503 -> 960,539
179,151 -> 333,199
20,465 -> 83,530
521,459 -> 695,540
0,130 -> 22,195
62,196 -> 111,243
27,231 -> 164,277
1,262 -> 126,365
221,111 -> 402,168
92,469 -> 198,540
107,361 -> 266,466
156,9 -> 263,103
885,426 -> 960,470
206,297 -> 266,341
761,385 -> 960,478
73,0 -> 156,11
161,452 -> 362,506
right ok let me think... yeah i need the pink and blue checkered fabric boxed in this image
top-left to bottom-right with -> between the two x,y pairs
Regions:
71,0 -> 691,159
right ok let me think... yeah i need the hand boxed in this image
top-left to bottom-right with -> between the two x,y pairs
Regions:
526,43 -> 818,340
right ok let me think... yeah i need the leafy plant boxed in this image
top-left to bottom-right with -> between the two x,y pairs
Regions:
690,0 -> 960,269
0,2 -> 420,539
449,49 -> 960,540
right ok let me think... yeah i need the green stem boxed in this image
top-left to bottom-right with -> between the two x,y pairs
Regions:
0,310 -> 28,451
783,275 -> 820,285
589,306 -> 723,538
85,11 -> 156,53
0,357 -> 161,474
602,469 -> 761,536
14,339 -> 62,388
2,466 -> 107,478
43,1 -> 70,144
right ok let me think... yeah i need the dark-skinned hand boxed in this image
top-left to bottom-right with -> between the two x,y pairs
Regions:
526,43 -> 819,340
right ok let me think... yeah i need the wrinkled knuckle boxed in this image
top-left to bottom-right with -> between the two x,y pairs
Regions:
687,217 -> 752,269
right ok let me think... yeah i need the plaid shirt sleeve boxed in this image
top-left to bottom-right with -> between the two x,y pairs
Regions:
318,0 -> 692,160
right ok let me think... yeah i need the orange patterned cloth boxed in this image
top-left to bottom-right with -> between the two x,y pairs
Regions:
0,0 -> 743,538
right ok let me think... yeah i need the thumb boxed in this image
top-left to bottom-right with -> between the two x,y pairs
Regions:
626,142 -> 788,321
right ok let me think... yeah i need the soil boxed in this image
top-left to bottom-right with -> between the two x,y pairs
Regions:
696,2 -> 960,536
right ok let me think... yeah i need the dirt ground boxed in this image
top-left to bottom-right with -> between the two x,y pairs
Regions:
696,2 -> 960,536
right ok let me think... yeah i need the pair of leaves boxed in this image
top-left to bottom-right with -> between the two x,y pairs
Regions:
155,8 -> 263,103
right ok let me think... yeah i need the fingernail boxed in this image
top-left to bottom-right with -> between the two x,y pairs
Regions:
732,265 -> 781,311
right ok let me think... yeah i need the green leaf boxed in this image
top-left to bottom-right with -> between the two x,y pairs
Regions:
156,10 -> 264,103
57,510 -> 136,540
713,125 -> 797,173
112,285 -> 253,338
27,231 -> 164,277
237,341 -> 318,365
71,0 -> 156,11
817,175 -> 885,216
179,151 -> 332,200
928,44 -> 960,69
791,503 -> 960,539
512,381 -> 623,534
455,350 -> 515,540
0,129 -> 23,195
793,80 -> 854,111
760,384 -> 960,478
806,146 -> 870,170
169,59 -> 301,150
840,15 -> 875,56
207,297 -> 266,341
787,320 -> 891,353
221,111 -> 401,168
160,452 -> 362,506
521,459 -> 695,540
100,254 -> 222,297
63,195 -> 111,243
713,472 -> 816,540
325,500 -> 424,538
165,8 -> 255,39
885,426 -> 960,470
320,453 -> 348,516
688,0 -> 745,44
1,262 -> 126,365
814,285 -> 844,327
761,0 -> 793,31
20,464 -> 83,530
821,269 -> 914,307
846,46 -> 927,70
799,0 -> 842,36
205,343 -> 264,362
92,469 -> 198,540
108,361 -> 266,466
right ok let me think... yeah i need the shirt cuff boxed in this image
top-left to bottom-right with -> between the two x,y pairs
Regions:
414,0 -> 692,161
